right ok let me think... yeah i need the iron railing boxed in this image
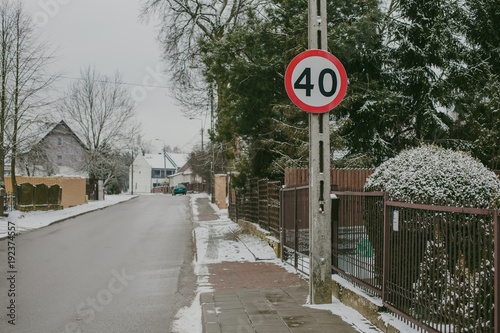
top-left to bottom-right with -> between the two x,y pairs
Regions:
280,185 -> 309,274
280,188 -> 499,332
330,192 -> 499,332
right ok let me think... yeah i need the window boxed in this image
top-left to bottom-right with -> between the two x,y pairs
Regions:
57,155 -> 62,166
58,137 -> 63,146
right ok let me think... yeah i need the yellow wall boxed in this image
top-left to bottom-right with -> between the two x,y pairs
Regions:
5,176 -> 87,208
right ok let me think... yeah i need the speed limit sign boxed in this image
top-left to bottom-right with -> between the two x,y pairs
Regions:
285,49 -> 347,113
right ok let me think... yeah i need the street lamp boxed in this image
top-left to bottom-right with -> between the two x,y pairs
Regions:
189,117 -> 204,150
155,139 -> 167,192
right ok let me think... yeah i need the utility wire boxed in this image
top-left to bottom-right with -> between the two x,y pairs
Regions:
59,75 -> 173,89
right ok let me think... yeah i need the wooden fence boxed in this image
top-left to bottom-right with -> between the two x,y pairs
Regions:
284,168 -> 374,191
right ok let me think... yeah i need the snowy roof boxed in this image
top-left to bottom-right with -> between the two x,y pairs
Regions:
167,153 -> 189,169
143,153 -> 189,170
28,120 -> 87,149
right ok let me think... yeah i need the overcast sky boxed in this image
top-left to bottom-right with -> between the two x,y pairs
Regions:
24,0 -> 206,153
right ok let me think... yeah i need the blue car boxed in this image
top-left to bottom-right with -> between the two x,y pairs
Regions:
172,184 -> 187,195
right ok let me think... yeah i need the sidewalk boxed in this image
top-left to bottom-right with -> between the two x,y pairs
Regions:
191,195 -> 373,333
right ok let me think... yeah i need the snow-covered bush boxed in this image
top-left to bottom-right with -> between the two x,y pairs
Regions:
364,144 -> 500,207
364,144 -> 499,329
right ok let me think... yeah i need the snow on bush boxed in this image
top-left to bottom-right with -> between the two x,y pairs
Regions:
364,144 -> 500,207
364,144 -> 499,329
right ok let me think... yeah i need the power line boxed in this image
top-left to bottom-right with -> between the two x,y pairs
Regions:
59,75 -> 173,90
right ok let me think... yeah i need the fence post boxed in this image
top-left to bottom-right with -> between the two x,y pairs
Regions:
382,192 -> 390,304
280,188 -> 283,261
331,194 -> 339,271
495,211 -> 499,333
294,187 -> 298,270
0,187 -> 4,216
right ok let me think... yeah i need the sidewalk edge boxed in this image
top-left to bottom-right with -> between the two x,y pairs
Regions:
0,196 -> 138,241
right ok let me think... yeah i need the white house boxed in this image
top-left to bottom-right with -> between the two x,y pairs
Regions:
168,162 -> 202,187
129,152 -> 188,193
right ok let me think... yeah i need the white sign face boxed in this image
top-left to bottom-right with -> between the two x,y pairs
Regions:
393,210 -> 399,232
285,50 -> 347,113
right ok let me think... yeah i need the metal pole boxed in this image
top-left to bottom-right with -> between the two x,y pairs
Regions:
308,0 -> 332,304
131,151 -> 134,195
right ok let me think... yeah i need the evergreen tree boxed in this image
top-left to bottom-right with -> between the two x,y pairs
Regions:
413,232 -> 450,320
449,0 -> 500,169
384,0 -> 463,146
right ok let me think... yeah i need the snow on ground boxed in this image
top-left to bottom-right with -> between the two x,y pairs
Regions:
0,194 -> 137,239
173,193 -> 419,333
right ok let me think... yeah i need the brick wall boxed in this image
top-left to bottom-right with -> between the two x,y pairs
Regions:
214,174 -> 228,209
5,176 -> 87,208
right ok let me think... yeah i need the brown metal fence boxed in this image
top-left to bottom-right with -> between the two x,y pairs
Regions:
331,191 -> 385,294
280,186 -> 310,274
330,191 -> 499,333
227,178 -> 281,237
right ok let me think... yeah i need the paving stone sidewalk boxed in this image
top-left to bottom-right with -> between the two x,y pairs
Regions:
195,197 -> 359,333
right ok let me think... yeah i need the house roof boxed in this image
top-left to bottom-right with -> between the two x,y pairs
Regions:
167,153 -> 189,169
143,153 -> 189,170
33,120 -> 87,150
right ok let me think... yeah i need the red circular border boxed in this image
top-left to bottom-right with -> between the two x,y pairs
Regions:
285,49 -> 347,113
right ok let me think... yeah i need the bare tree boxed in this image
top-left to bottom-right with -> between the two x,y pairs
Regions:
59,66 -> 140,185
8,1 -> 57,192
0,0 -> 56,191
141,0 -> 254,116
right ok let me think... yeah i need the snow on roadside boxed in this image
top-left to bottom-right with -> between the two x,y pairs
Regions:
173,193 -> 418,333
0,194 -> 137,239
171,193 -> 278,333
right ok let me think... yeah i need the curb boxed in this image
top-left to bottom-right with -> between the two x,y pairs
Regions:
332,276 -> 403,333
237,219 -> 281,258
0,196 -> 138,241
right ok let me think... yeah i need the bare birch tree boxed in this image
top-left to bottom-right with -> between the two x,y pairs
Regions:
0,0 -> 56,191
8,1 -> 57,192
59,66 -> 140,185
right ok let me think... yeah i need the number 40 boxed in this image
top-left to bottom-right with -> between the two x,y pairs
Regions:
294,67 -> 337,97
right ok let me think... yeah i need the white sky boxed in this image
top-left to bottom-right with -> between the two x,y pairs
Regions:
24,0 -> 206,153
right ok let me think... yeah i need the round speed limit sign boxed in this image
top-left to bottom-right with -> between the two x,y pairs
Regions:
285,49 -> 347,113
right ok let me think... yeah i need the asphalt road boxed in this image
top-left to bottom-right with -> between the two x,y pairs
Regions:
0,195 -> 196,333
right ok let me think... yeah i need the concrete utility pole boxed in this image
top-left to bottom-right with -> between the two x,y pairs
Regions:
308,0 -> 332,304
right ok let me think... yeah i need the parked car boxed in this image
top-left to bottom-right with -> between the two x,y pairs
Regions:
172,184 -> 187,195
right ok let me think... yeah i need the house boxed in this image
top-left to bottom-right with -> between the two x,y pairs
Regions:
16,120 -> 88,177
168,161 -> 202,187
129,152 -> 189,193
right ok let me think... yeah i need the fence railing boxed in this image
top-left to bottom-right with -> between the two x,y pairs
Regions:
331,191 -> 499,333
280,187 -> 499,332
228,178 -> 281,237
2,192 -> 16,213
280,185 -> 310,274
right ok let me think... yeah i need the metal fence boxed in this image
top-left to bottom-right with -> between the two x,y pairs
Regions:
228,178 -> 281,237
3,192 -> 16,212
330,191 -> 499,333
331,191 -> 385,294
280,185 -> 310,274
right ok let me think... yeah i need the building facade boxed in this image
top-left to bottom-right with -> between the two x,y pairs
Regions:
129,153 -> 188,193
